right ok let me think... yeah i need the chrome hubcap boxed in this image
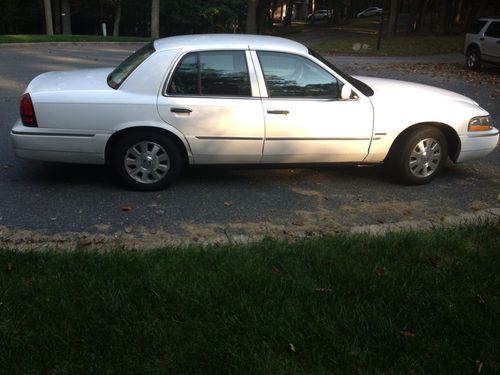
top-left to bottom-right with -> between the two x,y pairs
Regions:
409,138 -> 441,178
124,141 -> 170,184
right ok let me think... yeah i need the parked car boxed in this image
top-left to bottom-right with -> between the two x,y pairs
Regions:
307,10 -> 331,21
464,16 -> 500,70
11,34 -> 498,190
357,7 -> 382,18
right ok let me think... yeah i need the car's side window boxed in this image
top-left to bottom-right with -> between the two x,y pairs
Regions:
257,51 -> 339,99
484,21 -> 500,38
167,51 -> 251,97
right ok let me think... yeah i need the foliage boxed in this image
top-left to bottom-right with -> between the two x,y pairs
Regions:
0,223 -> 499,373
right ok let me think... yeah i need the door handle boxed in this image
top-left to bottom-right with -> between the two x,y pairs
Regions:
267,109 -> 289,115
497,40 -> 500,44
479,37 -> 485,41
171,107 -> 192,114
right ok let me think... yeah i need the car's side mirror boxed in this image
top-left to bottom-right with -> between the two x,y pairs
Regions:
340,84 -> 354,100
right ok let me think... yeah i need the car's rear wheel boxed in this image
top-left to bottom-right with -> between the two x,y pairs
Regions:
388,127 -> 448,185
111,131 -> 183,191
466,48 -> 481,70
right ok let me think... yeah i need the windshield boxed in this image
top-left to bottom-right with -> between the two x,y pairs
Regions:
107,43 -> 155,89
308,48 -> 374,97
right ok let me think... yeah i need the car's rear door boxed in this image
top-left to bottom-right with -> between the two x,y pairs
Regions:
482,21 -> 500,63
253,51 -> 373,163
157,50 -> 264,164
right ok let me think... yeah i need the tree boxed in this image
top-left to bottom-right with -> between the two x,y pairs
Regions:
245,0 -> 258,33
43,0 -> 54,35
61,0 -> 72,35
113,0 -> 121,37
387,0 -> 399,37
151,0 -> 160,38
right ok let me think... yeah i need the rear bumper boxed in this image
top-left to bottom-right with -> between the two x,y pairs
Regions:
10,120 -> 110,164
456,128 -> 499,163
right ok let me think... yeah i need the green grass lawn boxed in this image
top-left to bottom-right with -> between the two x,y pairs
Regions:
314,35 -> 464,56
1,223 -> 499,374
0,34 -> 152,44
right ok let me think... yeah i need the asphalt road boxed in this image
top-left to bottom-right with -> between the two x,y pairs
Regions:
0,43 -> 498,246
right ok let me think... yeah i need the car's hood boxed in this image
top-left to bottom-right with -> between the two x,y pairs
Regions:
26,67 -> 114,93
353,76 -> 478,106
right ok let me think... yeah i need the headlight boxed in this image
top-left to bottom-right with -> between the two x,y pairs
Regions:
468,116 -> 493,132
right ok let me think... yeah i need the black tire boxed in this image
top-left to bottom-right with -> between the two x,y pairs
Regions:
466,47 -> 481,70
111,131 -> 183,191
387,126 -> 448,185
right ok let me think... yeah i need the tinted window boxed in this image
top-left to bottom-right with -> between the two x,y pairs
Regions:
168,53 -> 198,95
485,21 -> 500,38
469,20 -> 487,34
257,51 -> 338,98
167,51 -> 251,97
108,43 -> 155,89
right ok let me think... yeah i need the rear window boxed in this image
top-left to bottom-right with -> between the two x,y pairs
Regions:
468,20 -> 487,34
107,43 -> 155,89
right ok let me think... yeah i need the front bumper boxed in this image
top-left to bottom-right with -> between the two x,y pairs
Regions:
456,128 -> 499,163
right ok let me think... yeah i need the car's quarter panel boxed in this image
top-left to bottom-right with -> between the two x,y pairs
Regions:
357,76 -> 495,163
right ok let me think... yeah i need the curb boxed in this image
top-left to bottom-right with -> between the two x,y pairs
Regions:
0,207 -> 498,251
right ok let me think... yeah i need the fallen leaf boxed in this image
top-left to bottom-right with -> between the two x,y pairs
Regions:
292,221 -> 304,226
476,294 -> 486,305
121,205 -> 133,212
475,360 -> 483,373
315,288 -> 333,293
270,267 -> 281,275
400,330 -> 416,337
375,269 -> 385,277
124,226 -> 133,234
223,201 -> 233,207
78,238 -> 92,247
426,256 -> 440,267
287,343 -> 296,353
5,262 -> 12,272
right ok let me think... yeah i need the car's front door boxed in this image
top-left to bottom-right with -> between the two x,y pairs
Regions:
254,51 -> 374,163
157,50 -> 264,164
483,21 -> 500,63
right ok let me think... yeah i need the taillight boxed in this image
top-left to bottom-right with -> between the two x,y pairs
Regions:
20,93 -> 38,127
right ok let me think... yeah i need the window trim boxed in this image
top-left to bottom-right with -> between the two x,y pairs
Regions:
164,50 -> 254,98
256,50 -> 341,100
484,21 -> 500,38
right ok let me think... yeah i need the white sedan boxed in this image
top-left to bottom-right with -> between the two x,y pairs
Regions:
11,34 -> 499,190
357,7 -> 383,18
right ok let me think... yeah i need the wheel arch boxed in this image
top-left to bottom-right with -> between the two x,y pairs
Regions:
105,125 -> 191,166
466,43 -> 481,55
386,122 -> 461,163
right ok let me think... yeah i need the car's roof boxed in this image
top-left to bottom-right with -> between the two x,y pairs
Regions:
479,16 -> 500,21
153,34 -> 308,54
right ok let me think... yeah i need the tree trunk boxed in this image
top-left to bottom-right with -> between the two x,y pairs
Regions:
283,0 -> 293,27
387,0 -> 399,37
151,0 -> 160,38
61,0 -> 72,35
437,0 -> 451,35
43,0 -> 53,35
246,0 -> 258,34
113,2 -> 121,37
407,0 -> 422,33
53,0 -> 61,34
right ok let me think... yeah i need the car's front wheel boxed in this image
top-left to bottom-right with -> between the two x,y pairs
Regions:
388,127 -> 448,185
466,48 -> 481,70
111,131 -> 183,191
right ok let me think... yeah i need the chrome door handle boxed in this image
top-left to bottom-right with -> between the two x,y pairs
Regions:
267,110 -> 289,115
171,107 -> 192,114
